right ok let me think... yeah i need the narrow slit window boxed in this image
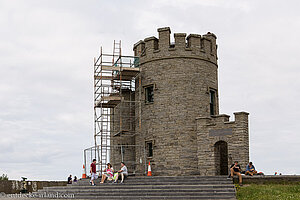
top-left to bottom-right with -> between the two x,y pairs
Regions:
210,90 -> 216,116
145,85 -> 154,103
146,141 -> 153,157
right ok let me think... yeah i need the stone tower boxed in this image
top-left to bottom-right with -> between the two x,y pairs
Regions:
132,27 -> 249,176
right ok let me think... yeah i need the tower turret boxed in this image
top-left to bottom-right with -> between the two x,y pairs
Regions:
133,27 -> 220,175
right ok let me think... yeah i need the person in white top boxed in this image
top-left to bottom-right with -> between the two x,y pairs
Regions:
114,162 -> 128,183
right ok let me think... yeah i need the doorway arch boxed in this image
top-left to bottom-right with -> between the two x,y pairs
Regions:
214,141 -> 228,175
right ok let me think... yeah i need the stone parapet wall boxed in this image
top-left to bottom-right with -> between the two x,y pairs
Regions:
196,112 -> 249,176
133,27 -> 217,65
0,180 -> 67,194
233,175 -> 300,184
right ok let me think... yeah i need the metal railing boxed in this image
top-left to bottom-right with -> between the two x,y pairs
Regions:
83,144 -> 147,176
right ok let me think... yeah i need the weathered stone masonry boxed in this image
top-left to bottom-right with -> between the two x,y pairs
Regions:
113,27 -> 250,176
196,112 -> 249,176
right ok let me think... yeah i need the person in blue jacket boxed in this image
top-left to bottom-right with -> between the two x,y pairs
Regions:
245,162 -> 257,176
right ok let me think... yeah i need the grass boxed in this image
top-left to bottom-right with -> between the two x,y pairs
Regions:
236,183 -> 300,200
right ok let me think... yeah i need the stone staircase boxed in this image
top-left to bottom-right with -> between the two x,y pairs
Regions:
34,176 -> 236,200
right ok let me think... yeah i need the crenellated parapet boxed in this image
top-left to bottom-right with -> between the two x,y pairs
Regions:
133,27 -> 218,66
196,111 -> 249,176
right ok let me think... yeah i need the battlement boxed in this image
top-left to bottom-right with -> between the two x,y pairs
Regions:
196,112 -> 249,126
196,111 -> 249,176
133,27 -> 218,64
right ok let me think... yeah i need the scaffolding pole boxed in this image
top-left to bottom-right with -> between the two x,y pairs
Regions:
89,41 -> 141,174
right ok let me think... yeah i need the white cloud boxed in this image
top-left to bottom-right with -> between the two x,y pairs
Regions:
0,0 -> 299,180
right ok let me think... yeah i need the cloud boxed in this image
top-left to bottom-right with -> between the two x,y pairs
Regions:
0,0 -> 299,180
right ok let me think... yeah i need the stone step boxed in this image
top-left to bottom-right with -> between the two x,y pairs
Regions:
36,188 -> 235,198
80,176 -> 229,179
79,176 -> 230,181
75,192 -> 235,198
32,195 -> 236,200
79,176 -> 231,181
74,182 -> 232,186
48,184 -> 234,190
78,180 -> 231,184
78,179 -> 231,183
33,176 -> 236,199
78,179 -> 232,183
34,192 -> 235,198
78,176 -> 231,180
60,195 -> 236,200
40,188 -> 235,193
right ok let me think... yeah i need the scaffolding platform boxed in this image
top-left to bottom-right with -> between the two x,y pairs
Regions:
113,130 -> 130,137
95,95 -> 124,108
94,60 -> 140,81
88,40 -> 142,173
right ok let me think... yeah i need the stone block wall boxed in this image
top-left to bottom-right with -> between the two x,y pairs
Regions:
110,90 -> 136,173
196,112 -> 249,175
0,180 -> 67,194
108,27 -> 251,176
133,27 -> 220,176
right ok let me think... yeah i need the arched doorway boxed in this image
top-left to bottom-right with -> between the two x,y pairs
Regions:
214,141 -> 228,175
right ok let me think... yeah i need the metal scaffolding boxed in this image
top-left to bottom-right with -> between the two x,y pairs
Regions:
87,41 -> 141,174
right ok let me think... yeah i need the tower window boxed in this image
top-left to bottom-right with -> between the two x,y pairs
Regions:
145,85 -> 154,103
146,141 -> 153,157
210,90 -> 216,116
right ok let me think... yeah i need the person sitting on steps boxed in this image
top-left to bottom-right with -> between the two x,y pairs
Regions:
245,162 -> 257,176
114,162 -> 128,184
100,163 -> 114,183
67,175 -> 72,184
73,176 -> 78,184
230,161 -> 243,186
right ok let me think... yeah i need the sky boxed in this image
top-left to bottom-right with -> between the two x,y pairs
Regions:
0,0 -> 299,180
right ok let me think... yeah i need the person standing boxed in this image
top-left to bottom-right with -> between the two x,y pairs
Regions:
90,159 -> 98,186
230,161 -> 243,186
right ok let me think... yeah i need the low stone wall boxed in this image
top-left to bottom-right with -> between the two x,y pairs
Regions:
0,180 -> 67,194
233,175 -> 300,184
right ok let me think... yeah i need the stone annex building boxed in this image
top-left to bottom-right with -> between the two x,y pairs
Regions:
94,27 -> 249,176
